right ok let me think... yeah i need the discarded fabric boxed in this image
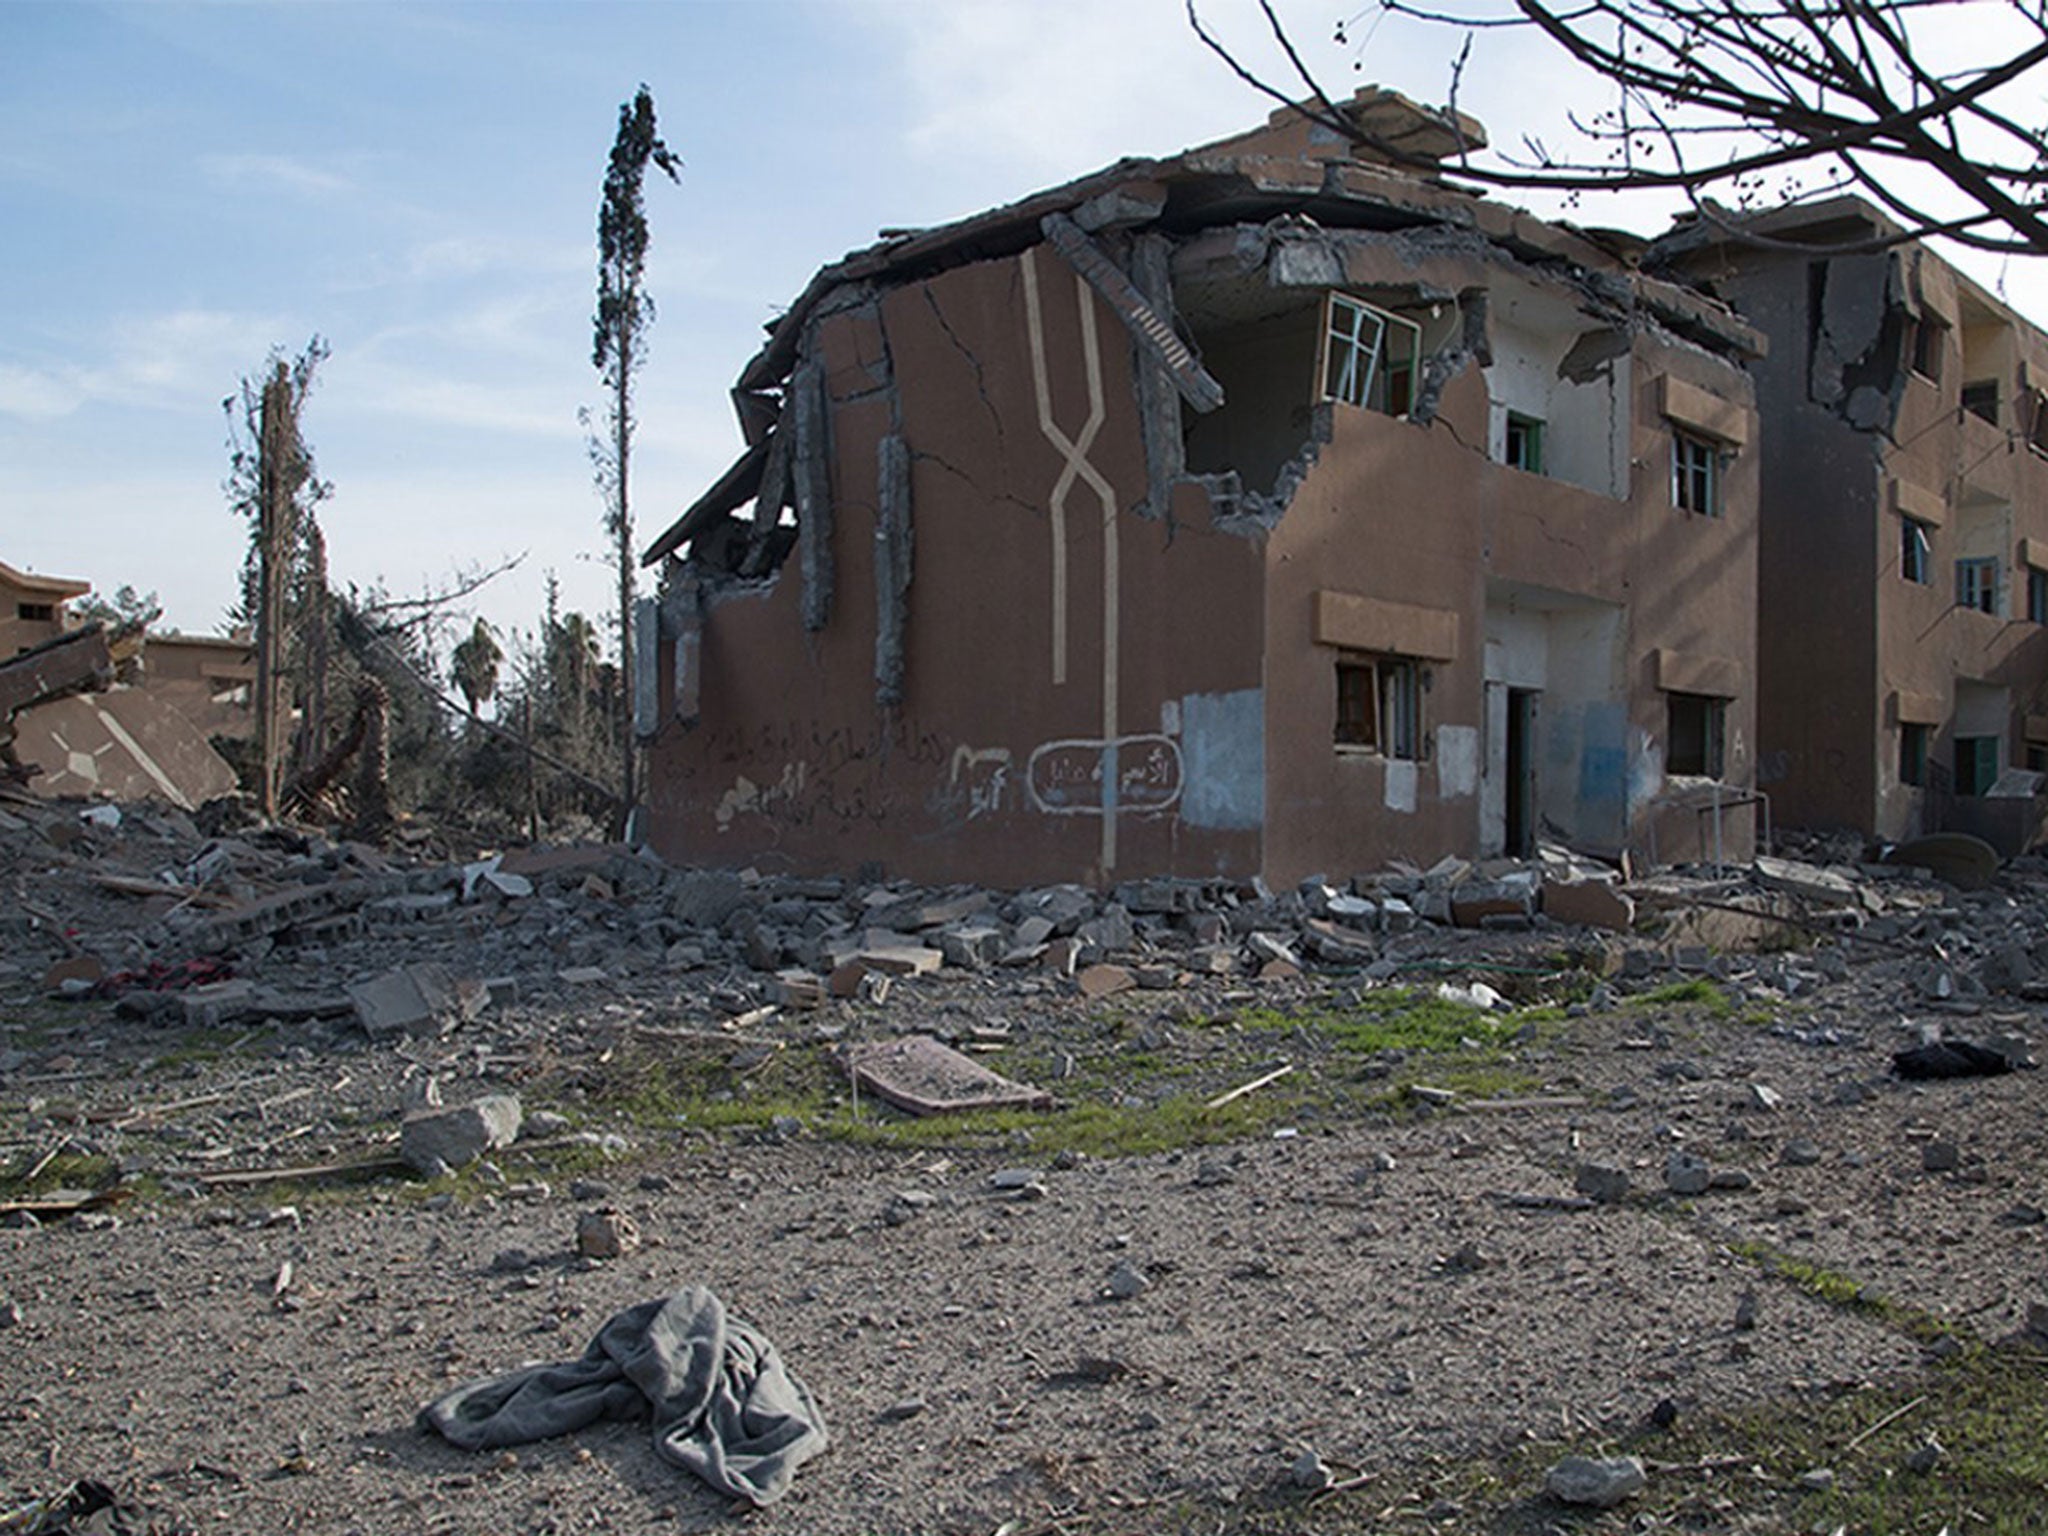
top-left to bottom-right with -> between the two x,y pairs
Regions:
1892,1040 -> 2014,1081
419,1284 -> 827,1506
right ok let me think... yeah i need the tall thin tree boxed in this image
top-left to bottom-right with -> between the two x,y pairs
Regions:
590,85 -> 680,829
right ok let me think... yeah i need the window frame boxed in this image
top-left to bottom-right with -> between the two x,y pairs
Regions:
1665,690 -> 1727,779
1901,516 -> 1933,584
1899,722 -> 1930,787
1504,411 -> 1545,474
2029,565 -> 2048,624
1908,315 -> 1947,383
1956,555 -> 2000,614
1962,378 -> 2001,425
1671,429 -> 1724,517
1319,293 -> 1422,419
1334,652 -> 1422,760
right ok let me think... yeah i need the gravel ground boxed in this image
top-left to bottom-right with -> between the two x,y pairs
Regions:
6,807 -> 2048,1533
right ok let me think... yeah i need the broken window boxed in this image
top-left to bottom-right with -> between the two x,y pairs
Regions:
1670,430 -> 1724,517
1908,315 -> 1947,382
16,602 -> 53,622
1955,735 -> 2000,796
2029,392 -> 2048,455
1504,412 -> 1545,474
1666,691 -> 1726,778
1956,556 -> 2000,615
2031,566 -> 2048,624
1901,517 -> 1932,584
1334,653 -> 1420,759
1320,294 -> 1420,417
1899,723 -> 1930,787
1962,379 -> 2000,425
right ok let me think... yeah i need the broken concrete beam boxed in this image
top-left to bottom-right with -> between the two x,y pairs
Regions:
1541,877 -> 1637,933
875,890 -> 990,931
772,969 -> 826,1009
1450,873 -> 1538,928
1752,855 -> 1859,904
1304,917 -> 1376,964
193,876 -> 401,950
0,623 -> 115,720
937,922 -> 1005,971
400,1094 -> 521,1176
1077,963 -> 1136,999
348,962 -> 487,1040
179,978 -> 262,1028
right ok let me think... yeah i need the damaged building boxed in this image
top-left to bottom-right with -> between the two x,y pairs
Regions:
1657,198 -> 2048,855
638,90 -> 1764,888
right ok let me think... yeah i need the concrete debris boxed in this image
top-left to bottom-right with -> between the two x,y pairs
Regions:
575,1206 -> 641,1260
400,1094 -> 522,1176
349,961 -> 488,1040
1545,1454 -> 1646,1508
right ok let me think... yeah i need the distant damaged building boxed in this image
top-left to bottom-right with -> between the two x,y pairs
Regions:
1657,198 -> 2048,855
639,90 -> 1763,887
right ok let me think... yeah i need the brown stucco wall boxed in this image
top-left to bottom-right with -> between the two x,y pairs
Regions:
643,247 -> 1269,887
1257,329 -> 1757,884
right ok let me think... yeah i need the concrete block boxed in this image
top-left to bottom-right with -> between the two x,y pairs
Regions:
348,962 -> 487,1039
401,1094 -> 521,1174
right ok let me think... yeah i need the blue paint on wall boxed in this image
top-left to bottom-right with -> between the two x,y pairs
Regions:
1577,701 -> 1629,845
1180,688 -> 1265,831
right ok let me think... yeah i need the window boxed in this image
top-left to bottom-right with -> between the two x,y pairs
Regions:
1955,735 -> 2000,796
1504,412 -> 1545,474
1900,723 -> 1930,787
1334,654 -> 1420,759
1962,379 -> 2000,425
1321,294 -> 1421,417
1901,517 -> 1933,584
2027,741 -> 2048,774
16,602 -> 53,622
1957,557 -> 2000,614
1671,430 -> 1723,516
2030,567 -> 2048,623
1666,692 -> 1727,778
1908,316 -> 1947,382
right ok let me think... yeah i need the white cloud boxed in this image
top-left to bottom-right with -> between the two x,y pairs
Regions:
88,308 -> 300,409
198,152 -> 356,199
0,363 -> 85,422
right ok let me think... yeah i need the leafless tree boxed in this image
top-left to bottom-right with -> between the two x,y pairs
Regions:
1189,0 -> 2048,253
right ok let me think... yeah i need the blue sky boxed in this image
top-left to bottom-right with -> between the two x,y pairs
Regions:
4,0 -> 2042,666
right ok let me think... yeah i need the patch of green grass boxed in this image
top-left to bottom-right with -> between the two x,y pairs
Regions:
1629,977 -> 1733,1015
1241,988 -> 1525,1056
0,1149 -> 119,1199
1728,1239 -> 1957,1346
837,1088 -> 1298,1159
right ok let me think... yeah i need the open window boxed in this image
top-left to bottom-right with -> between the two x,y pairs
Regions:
1671,430 -> 1724,517
1335,653 -> 1421,759
1901,516 -> 1933,584
1956,556 -> 2000,615
1504,412 -> 1545,474
1320,294 -> 1421,417
1908,314 -> 1947,382
1666,691 -> 1726,778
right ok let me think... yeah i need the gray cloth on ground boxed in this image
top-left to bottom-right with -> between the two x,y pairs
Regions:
418,1284 -> 827,1506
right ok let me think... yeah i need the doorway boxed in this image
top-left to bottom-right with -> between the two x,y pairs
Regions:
1505,688 -> 1538,856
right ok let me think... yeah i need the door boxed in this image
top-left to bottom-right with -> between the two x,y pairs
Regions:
1506,688 -> 1538,857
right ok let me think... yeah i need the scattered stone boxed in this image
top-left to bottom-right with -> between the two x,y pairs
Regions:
1107,1261 -> 1149,1300
1544,1454 -> 1645,1508
1794,1467 -> 1835,1493
879,1397 -> 927,1422
575,1207 -> 640,1260
1573,1162 -> 1630,1204
1922,1139 -> 1961,1173
0,1298 -> 21,1329
1734,1287 -> 1759,1331
1902,1439 -> 1942,1476
1664,1151 -> 1712,1195
1781,1138 -> 1823,1167
1289,1450 -> 1332,1491
400,1094 -> 521,1175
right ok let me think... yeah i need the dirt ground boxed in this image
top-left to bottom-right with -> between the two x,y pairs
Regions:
5,809 -> 2048,1534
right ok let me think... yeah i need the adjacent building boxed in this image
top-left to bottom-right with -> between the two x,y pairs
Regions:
1,559 -> 91,656
1656,198 -> 2048,853
637,90 -> 1765,888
